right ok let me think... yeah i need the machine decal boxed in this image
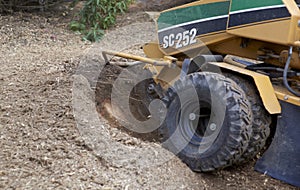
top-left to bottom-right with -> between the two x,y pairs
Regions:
229,0 -> 291,27
157,1 -> 230,49
161,28 -> 198,49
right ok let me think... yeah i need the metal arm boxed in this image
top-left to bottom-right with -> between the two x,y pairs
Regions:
102,50 -> 175,67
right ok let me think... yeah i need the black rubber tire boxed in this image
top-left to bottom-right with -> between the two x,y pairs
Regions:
161,72 -> 252,172
223,73 -> 272,162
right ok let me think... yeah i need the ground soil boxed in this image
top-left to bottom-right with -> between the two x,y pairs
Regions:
0,3 -> 298,190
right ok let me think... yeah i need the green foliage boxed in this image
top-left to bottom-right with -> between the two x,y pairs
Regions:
71,0 -> 133,42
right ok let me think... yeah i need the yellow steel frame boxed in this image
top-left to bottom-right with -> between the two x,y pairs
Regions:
274,85 -> 300,106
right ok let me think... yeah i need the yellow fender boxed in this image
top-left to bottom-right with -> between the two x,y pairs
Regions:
206,62 -> 281,115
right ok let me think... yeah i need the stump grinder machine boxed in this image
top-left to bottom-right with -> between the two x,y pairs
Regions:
103,0 -> 300,186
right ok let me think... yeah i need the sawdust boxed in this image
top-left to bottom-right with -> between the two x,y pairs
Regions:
0,3 -> 297,190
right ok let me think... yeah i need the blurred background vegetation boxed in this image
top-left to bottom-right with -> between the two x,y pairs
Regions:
69,0 -> 133,42
0,0 -> 133,42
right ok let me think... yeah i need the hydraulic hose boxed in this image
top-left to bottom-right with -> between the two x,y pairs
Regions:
283,46 -> 300,97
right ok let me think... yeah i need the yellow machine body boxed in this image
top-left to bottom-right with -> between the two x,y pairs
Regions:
141,0 -> 300,114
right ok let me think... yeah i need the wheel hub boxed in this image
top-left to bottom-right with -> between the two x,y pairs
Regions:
178,101 -> 218,147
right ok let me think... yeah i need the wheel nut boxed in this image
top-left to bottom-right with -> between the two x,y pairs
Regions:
210,123 -> 217,131
147,84 -> 155,94
189,113 -> 196,121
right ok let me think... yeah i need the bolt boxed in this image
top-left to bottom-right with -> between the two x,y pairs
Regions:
209,123 -> 217,131
189,113 -> 196,121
